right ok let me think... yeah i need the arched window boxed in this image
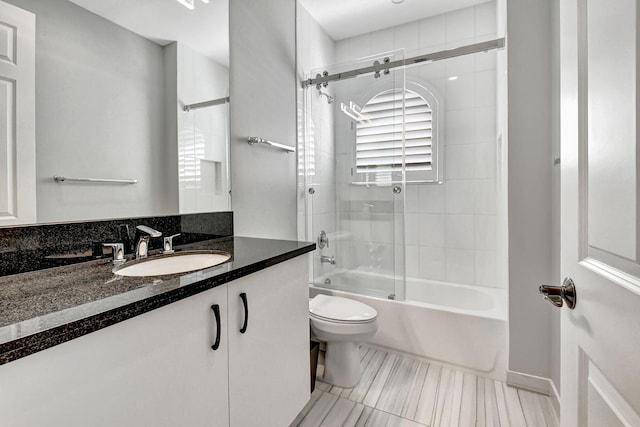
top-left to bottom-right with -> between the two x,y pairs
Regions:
353,82 -> 441,184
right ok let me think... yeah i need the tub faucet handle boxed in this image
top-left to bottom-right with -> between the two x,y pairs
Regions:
162,233 -> 181,254
318,230 -> 329,249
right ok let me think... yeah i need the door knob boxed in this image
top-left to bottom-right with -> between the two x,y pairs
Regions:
539,277 -> 576,309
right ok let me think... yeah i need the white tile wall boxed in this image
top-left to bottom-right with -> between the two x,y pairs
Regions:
475,250 -> 497,286
419,214 -> 446,247
445,7 -> 476,43
446,215 -> 475,250
419,14 -> 445,49
418,184 -> 445,213
445,74 -> 476,110
445,180 -> 475,214
446,248 -> 475,284
475,1 -> 498,37
476,142 -> 497,179
445,109 -> 476,145
475,179 -> 497,215
475,214 -> 497,250
311,1 -> 501,289
445,145 -> 476,179
420,246 -> 447,280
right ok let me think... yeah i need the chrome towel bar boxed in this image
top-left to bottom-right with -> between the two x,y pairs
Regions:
53,176 -> 138,184
183,96 -> 229,112
247,137 -> 295,153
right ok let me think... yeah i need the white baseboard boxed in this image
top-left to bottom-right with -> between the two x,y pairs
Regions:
506,370 -> 553,395
506,370 -> 561,420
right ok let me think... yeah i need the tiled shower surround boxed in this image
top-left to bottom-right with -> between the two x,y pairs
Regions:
0,212 -> 233,277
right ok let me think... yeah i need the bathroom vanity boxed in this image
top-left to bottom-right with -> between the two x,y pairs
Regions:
0,231 -> 314,427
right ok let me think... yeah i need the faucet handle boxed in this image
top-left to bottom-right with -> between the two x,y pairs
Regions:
318,230 -> 329,249
162,233 -> 181,254
102,243 -> 126,265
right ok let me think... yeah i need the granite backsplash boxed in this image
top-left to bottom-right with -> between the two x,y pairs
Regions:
0,212 -> 233,277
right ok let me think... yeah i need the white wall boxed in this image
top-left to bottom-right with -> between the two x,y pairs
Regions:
5,0 -> 176,223
507,0 -> 556,382
331,2 -> 502,289
229,0 -> 297,240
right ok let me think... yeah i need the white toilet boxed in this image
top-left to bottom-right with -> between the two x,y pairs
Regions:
309,294 -> 378,388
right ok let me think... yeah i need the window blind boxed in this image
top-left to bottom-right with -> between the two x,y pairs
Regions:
355,89 -> 433,178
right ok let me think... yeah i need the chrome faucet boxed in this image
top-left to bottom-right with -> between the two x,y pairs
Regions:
134,225 -> 162,259
101,243 -> 126,265
162,233 -> 181,254
320,255 -> 336,265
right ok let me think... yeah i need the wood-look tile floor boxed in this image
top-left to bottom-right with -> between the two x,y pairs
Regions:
291,346 -> 558,427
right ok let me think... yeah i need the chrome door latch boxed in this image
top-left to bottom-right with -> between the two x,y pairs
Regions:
539,277 -> 577,309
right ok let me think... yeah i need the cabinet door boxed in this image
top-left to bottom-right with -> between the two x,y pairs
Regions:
227,255 -> 310,427
0,285 -> 229,427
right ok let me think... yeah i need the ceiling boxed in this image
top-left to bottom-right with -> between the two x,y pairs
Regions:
66,0 -> 489,67
68,0 -> 229,67
298,0 -> 491,41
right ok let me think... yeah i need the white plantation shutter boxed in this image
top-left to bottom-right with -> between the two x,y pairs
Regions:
354,86 -> 439,183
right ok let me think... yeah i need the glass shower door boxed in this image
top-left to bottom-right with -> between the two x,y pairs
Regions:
304,51 -> 406,300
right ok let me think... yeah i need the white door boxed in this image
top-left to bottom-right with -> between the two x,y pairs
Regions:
560,0 -> 640,425
0,0 -> 36,225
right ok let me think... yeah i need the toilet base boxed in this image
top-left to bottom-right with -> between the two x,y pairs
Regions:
323,341 -> 362,388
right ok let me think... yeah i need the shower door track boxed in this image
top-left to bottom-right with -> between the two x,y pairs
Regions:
303,38 -> 505,88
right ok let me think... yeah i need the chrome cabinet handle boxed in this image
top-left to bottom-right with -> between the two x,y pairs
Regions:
539,277 -> 576,309
239,293 -> 249,334
211,304 -> 221,350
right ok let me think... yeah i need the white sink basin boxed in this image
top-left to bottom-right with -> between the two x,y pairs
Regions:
113,251 -> 231,277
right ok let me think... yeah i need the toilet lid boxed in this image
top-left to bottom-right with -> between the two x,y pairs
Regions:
309,294 -> 377,323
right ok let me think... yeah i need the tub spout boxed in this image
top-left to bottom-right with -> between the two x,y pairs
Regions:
321,255 -> 336,265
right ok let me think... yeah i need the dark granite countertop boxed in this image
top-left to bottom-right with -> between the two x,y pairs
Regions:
0,236 -> 315,365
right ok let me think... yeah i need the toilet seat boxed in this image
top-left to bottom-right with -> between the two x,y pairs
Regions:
309,312 -> 377,325
309,294 -> 377,323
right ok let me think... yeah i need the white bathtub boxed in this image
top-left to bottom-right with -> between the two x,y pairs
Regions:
310,271 -> 508,380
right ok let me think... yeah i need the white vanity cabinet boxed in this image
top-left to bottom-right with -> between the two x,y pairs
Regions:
227,256 -> 311,426
0,255 -> 310,427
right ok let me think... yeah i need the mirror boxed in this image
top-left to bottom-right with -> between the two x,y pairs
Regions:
1,0 -> 230,225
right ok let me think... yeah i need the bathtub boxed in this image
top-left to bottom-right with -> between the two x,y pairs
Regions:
310,271 -> 508,380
